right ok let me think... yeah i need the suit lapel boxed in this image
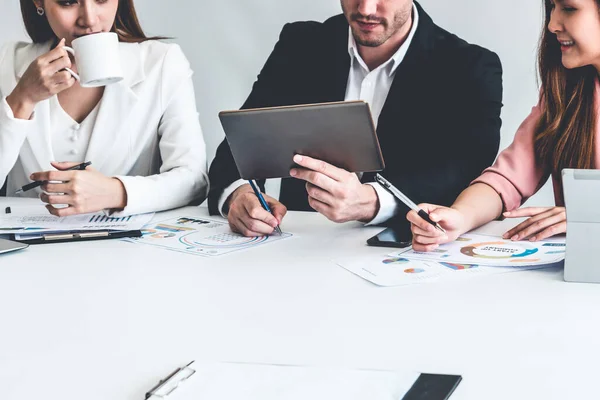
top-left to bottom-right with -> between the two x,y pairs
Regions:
83,81 -> 138,174
362,2 -> 434,182
280,16 -> 350,210
84,43 -> 144,174
327,23 -> 352,102
376,2 -> 433,134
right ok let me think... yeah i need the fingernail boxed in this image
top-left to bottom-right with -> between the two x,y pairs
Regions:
511,235 -> 518,241
30,174 -> 34,179
293,155 -> 302,162
504,212 -> 510,216
290,169 -> 297,177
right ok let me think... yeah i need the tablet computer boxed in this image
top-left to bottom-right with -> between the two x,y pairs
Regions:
562,168 -> 600,283
218,101 -> 385,180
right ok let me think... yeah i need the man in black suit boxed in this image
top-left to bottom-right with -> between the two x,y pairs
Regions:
208,0 -> 502,237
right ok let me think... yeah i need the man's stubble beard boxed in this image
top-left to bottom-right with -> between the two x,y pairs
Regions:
351,6 -> 412,48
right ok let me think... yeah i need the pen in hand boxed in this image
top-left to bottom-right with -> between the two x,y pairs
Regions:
375,174 -> 446,234
15,161 -> 92,194
247,180 -> 283,235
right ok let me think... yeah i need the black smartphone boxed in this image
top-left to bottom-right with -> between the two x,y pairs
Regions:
366,227 -> 412,248
402,373 -> 462,400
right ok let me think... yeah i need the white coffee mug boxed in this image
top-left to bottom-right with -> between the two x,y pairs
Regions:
63,32 -> 123,88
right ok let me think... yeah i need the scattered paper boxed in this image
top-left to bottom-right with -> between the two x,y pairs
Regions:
123,215 -> 292,257
335,252 -> 560,287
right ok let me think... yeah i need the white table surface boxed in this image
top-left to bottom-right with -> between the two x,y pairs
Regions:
1,199 -> 599,400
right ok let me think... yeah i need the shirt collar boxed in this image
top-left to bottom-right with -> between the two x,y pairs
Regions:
347,2 -> 419,76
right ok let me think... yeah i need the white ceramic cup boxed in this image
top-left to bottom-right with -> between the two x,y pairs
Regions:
63,32 -> 123,88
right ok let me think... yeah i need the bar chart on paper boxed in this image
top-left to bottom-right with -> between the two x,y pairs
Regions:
0,212 -> 154,234
88,215 -> 133,224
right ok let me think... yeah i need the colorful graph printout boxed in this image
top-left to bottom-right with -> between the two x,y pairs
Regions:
391,233 -> 565,267
335,252 -> 556,287
124,216 -> 292,257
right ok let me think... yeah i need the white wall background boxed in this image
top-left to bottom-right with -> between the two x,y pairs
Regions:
0,0 -> 552,205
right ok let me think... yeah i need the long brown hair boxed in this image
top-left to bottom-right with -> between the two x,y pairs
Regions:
534,0 -> 598,176
20,0 -> 164,44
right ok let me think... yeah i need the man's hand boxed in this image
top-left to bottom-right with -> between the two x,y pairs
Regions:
290,154 -> 379,223
226,184 -> 287,237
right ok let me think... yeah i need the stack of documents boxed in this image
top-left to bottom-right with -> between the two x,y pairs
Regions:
0,212 -> 154,243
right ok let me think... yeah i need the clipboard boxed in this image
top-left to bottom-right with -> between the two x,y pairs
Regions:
10,229 -> 142,245
144,361 -> 462,400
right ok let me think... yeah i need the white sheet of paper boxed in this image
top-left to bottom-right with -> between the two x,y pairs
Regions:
174,363 -> 420,400
335,252 -> 559,287
0,212 -> 154,234
391,233 -> 565,267
123,215 -> 292,257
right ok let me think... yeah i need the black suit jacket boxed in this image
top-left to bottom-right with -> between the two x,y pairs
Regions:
208,2 -> 503,234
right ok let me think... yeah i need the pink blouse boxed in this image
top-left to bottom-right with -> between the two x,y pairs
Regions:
472,79 -> 600,211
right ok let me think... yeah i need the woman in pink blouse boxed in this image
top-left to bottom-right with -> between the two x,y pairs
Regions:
408,0 -> 600,252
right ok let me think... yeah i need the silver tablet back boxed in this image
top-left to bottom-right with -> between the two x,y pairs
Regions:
219,101 -> 385,180
562,168 -> 600,283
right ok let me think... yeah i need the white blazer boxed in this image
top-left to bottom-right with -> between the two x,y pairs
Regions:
0,40 -> 209,215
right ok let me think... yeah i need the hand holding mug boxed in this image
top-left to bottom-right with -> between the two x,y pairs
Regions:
6,38 -> 75,118
6,33 -> 123,119
61,32 -> 123,87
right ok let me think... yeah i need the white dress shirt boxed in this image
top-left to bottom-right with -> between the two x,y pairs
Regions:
219,4 -> 419,225
0,40 -> 209,215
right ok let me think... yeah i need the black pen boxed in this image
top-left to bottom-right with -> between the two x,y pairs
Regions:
15,161 -> 92,194
375,174 -> 446,234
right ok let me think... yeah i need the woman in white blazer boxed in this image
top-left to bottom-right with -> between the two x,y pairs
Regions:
0,0 -> 208,216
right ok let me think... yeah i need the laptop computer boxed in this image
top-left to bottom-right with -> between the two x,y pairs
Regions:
562,169 -> 600,283
0,238 -> 28,255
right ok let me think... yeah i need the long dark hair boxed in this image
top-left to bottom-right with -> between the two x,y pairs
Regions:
20,0 -> 164,44
534,0 -> 598,176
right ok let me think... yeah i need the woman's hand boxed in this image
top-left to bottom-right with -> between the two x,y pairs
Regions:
502,207 -> 566,241
6,38 -> 75,119
31,162 -> 127,216
407,204 -> 468,252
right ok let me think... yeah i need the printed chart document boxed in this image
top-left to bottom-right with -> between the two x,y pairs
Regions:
123,215 -> 292,257
335,252 -> 562,287
0,212 -> 154,234
336,231 -> 566,287
169,362 -> 421,400
394,233 -> 565,267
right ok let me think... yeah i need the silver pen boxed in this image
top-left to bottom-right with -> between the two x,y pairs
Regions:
375,174 -> 446,233
145,360 -> 196,399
